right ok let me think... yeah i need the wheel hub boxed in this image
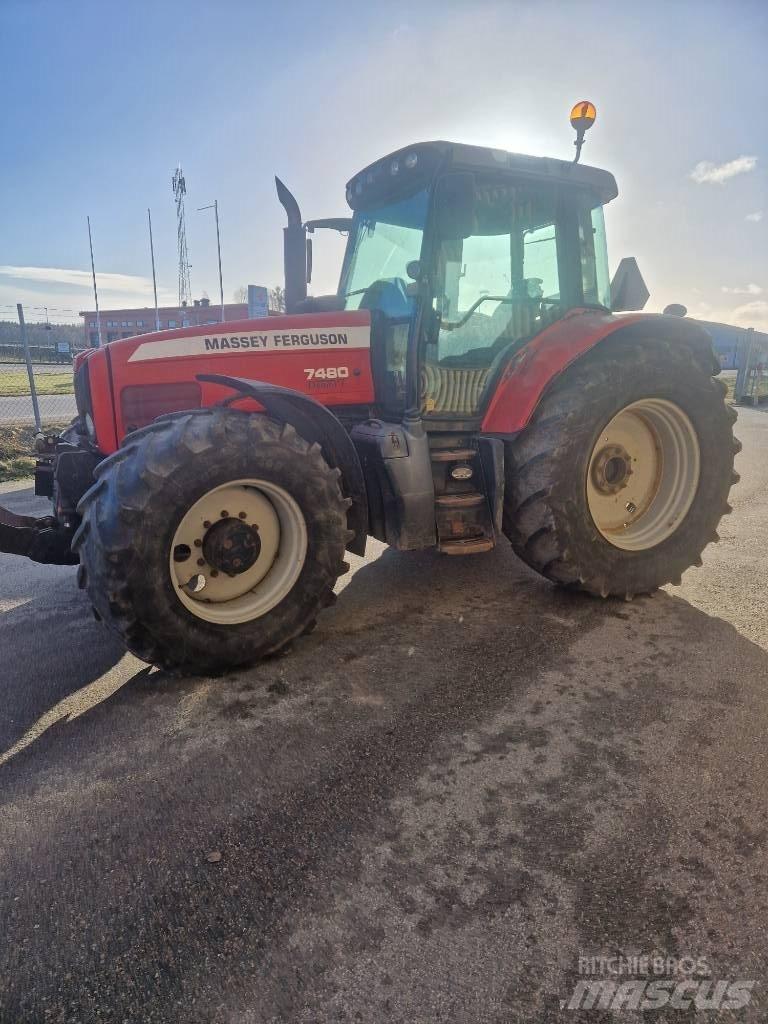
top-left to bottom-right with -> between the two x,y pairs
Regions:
202,517 -> 261,575
590,443 -> 633,495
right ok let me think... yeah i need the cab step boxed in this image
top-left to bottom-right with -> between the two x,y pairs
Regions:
439,536 -> 495,555
435,492 -> 485,508
430,448 -> 477,463
430,442 -> 496,551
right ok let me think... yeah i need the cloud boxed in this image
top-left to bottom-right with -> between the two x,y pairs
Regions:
689,156 -> 757,185
0,266 -> 176,317
721,283 -> 764,296
745,211 -> 763,223
732,300 -> 768,328
0,265 -> 160,295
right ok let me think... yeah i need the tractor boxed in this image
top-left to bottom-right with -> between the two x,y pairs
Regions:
0,103 -> 739,673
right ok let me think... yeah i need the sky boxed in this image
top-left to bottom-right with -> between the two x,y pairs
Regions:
0,0 -> 766,329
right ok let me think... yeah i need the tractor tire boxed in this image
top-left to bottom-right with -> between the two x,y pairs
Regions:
502,336 -> 740,598
73,408 -> 351,674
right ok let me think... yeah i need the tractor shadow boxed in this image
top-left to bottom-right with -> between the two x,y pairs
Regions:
3,534 -> 765,762
0,486 -> 765,795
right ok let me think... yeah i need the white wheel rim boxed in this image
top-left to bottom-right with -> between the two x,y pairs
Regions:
170,479 -> 307,625
586,398 -> 701,551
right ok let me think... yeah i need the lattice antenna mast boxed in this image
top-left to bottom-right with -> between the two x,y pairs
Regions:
172,165 -> 192,306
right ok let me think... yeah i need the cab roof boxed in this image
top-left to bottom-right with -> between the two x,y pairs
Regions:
346,140 -> 618,210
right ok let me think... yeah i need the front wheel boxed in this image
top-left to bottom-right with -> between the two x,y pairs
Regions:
74,409 -> 351,673
503,337 -> 741,598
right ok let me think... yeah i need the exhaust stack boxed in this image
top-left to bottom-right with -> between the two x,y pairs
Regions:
275,177 -> 308,314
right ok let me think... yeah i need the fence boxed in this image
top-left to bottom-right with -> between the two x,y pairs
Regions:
0,304 -> 81,434
733,328 -> 768,405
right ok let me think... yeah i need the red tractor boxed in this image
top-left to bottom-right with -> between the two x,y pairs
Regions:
0,105 -> 739,673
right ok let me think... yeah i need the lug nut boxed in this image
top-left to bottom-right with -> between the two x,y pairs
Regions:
194,538 -> 202,547
203,520 -> 211,529
238,511 -> 247,519
221,510 -> 229,518
197,558 -> 205,567
211,569 -> 219,578
625,501 -> 637,514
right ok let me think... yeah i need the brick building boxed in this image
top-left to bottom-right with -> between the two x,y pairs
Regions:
79,297 -> 249,347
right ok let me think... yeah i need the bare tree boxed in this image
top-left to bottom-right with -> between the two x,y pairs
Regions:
232,285 -> 248,303
269,285 -> 286,313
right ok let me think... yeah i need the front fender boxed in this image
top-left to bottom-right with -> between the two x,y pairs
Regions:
198,374 -> 368,555
481,310 -> 717,435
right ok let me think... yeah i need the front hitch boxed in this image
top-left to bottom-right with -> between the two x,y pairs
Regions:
0,504 -> 78,565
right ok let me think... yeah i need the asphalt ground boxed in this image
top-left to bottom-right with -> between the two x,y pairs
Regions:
0,408 -> 767,1022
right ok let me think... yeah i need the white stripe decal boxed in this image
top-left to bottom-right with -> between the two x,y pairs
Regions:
127,325 -> 370,362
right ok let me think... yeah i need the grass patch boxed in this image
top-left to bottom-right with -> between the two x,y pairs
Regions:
0,425 -> 37,481
0,423 -> 68,483
0,371 -> 74,398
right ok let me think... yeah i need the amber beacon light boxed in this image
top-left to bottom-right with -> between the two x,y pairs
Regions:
570,100 -> 597,163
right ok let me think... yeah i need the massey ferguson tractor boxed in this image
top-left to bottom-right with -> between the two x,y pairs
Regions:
0,104 -> 740,673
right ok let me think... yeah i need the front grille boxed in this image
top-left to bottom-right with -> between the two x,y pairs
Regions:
120,382 -> 202,430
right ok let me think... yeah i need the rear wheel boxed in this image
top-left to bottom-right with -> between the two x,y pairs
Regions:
74,409 -> 351,673
503,337 -> 740,597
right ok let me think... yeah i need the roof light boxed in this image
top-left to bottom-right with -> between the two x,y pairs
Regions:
570,100 -> 597,164
404,152 -> 418,169
569,100 -> 597,132
390,158 -> 400,175
355,180 -> 363,196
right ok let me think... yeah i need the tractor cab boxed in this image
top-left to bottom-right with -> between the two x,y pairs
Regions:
285,139 -> 631,425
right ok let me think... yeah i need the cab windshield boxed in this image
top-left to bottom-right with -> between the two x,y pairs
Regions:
339,190 -> 428,317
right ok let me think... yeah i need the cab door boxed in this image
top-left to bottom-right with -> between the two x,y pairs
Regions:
422,180 -> 564,419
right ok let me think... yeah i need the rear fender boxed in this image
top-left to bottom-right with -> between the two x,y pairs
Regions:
198,374 -> 367,555
481,310 -> 717,435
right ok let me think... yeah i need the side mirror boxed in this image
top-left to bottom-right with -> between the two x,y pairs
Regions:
434,173 -> 476,240
610,257 -> 650,312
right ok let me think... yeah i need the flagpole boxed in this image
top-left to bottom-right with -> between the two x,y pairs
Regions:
148,207 -> 160,331
87,216 -> 102,347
